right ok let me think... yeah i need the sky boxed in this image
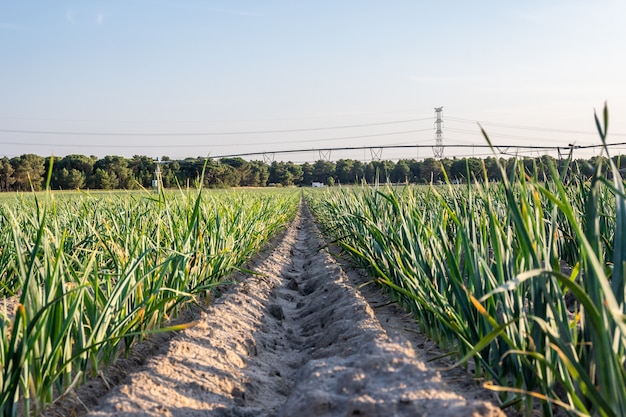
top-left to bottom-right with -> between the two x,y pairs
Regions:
1,0 -> 626,162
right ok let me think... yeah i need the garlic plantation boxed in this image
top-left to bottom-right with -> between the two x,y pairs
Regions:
309,123 -> 626,415
0,188 -> 299,416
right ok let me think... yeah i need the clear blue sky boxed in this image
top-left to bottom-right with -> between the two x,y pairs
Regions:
1,0 -> 625,162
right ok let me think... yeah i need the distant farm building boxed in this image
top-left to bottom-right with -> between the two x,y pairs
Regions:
312,182 -> 325,188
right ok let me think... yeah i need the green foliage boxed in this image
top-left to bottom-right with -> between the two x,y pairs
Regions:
0,150 -> 619,191
308,106 -> 626,416
0,188 -> 298,415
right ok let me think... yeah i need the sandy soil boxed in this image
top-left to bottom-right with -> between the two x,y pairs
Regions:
44,202 -> 506,417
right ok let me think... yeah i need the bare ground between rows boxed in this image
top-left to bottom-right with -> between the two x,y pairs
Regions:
44,201 -> 507,417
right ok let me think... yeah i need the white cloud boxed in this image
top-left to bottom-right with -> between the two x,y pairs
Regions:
66,10 -> 75,24
96,13 -> 104,25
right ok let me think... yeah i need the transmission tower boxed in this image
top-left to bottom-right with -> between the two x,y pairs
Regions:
433,107 -> 444,159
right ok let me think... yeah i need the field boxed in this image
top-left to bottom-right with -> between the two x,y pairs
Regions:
2,120 -> 626,416
309,138 -> 626,414
0,187 -> 299,416
0,186 -> 509,417
60,199 -> 503,417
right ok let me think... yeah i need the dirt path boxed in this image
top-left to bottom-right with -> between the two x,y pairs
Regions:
48,202 -> 506,417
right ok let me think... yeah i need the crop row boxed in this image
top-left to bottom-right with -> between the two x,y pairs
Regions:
309,117 -> 626,416
0,188 -> 299,416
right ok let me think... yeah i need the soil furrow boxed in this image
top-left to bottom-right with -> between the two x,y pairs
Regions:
52,201 -> 505,417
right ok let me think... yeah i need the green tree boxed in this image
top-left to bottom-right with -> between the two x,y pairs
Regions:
55,154 -> 97,188
301,162 -> 314,185
484,157 -> 501,182
365,160 -> 393,183
177,158 -> 204,187
93,168 -> 119,189
11,154 -> 45,191
159,159 -> 181,188
335,159 -> 354,184
67,169 -> 86,189
408,159 -> 423,183
449,158 -> 466,182
312,160 -> 335,183
390,160 -> 411,183
364,161 -> 377,183
448,157 -> 483,183
242,160 -> 269,186
350,160 -> 365,184
0,157 -> 15,191
466,157 -> 484,181
420,158 -> 443,183
286,162 -> 303,185
268,161 -> 298,186
56,168 -> 86,189
94,156 -> 132,189
204,161 -> 240,188
128,155 -> 156,188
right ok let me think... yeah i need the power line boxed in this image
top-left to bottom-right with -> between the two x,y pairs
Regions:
3,112 -> 624,138
249,128 -> 433,146
0,117 -> 433,137
0,128 -> 434,149
447,115 -> 626,137
4,110 -> 625,160
445,128 -> 597,145
0,111 -> 431,124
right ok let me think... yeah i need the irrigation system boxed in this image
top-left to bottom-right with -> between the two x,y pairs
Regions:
211,142 -> 626,162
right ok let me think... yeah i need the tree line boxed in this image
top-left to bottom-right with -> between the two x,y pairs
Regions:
0,153 -> 620,191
